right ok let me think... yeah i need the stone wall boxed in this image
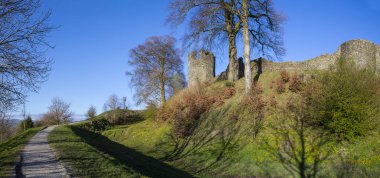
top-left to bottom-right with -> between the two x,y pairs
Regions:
188,50 -> 215,86
187,39 -> 379,85
254,39 -> 379,73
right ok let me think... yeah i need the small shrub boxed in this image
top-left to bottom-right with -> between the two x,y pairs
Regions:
269,95 -> 277,108
212,87 -> 236,106
18,116 -> 34,131
280,70 -> 290,83
156,84 -> 212,137
171,87 -> 212,137
156,106 -> 174,122
77,117 -> 111,132
245,84 -> 266,113
244,84 -> 266,138
143,103 -> 157,120
157,83 -> 236,138
289,74 -> 303,93
275,78 -> 285,94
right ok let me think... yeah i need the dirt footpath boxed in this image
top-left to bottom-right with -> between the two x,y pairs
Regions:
19,125 -> 69,177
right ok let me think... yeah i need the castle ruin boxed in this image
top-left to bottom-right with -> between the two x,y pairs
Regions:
259,39 -> 380,73
187,39 -> 380,85
188,50 -> 215,86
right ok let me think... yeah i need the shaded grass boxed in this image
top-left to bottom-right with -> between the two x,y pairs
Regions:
0,127 -> 43,177
49,125 -> 193,178
48,126 -> 142,177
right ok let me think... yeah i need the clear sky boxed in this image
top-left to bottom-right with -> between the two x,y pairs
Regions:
22,0 -> 380,120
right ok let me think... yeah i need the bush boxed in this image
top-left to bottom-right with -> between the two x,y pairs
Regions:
105,109 -> 142,125
157,83 -> 235,138
245,84 -> 266,114
303,59 -> 380,142
275,78 -> 285,94
76,117 -> 111,132
289,73 -> 303,93
280,70 -> 290,83
269,95 -> 277,108
143,104 -> 157,120
244,84 -> 266,138
18,116 -> 34,131
171,85 -> 213,137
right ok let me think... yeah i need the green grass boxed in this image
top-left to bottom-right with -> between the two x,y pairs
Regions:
49,125 -> 193,178
0,127 -> 43,177
102,119 -> 171,157
96,71 -> 380,177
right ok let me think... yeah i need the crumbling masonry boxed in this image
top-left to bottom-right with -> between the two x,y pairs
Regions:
187,39 -> 380,85
188,50 -> 215,86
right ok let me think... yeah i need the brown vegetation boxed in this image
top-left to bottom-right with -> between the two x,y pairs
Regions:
289,73 -> 303,93
157,83 -> 236,137
280,70 -> 290,83
275,78 -> 286,94
244,84 -> 266,138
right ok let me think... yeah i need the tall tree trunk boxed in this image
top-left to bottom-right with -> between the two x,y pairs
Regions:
160,79 -> 166,106
242,0 -> 252,95
160,59 -> 166,106
224,6 -> 238,82
227,33 -> 239,82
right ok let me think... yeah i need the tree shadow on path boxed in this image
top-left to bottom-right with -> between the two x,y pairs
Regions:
69,126 -> 194,178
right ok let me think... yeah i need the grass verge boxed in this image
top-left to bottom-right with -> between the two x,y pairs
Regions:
49,125 -> 193,178
0,127 -> 43,177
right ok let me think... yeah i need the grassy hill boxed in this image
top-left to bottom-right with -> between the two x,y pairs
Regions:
50,69 -> 380,177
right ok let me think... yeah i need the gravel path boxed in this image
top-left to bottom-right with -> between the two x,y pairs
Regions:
19,126 -> 69,177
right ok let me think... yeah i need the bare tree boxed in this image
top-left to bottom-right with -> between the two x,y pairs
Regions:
167,0 -> 241,82
103,94 -> 122,123
36,112 -> 55,126
86,105 -> 97,119
122,97 -> 127,109
128,36 -> 184,106
47,97 -> 73,124
0,0 -> 53,112
237,0 -> 285,94
167,0 -> 284,88
242,0 -> 252,94
105,94 -> 121,111
0,113 -> 12,143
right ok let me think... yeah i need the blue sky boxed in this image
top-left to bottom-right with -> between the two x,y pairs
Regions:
22,0 -> 380,120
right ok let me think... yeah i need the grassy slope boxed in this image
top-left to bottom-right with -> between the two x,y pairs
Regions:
0,127 -> 43,177
99,71 -> 380,177
49,125 -> 193,178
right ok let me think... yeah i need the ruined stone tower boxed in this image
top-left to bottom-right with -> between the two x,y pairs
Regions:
188,50 -> 215,86
340,39 -> 378,71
